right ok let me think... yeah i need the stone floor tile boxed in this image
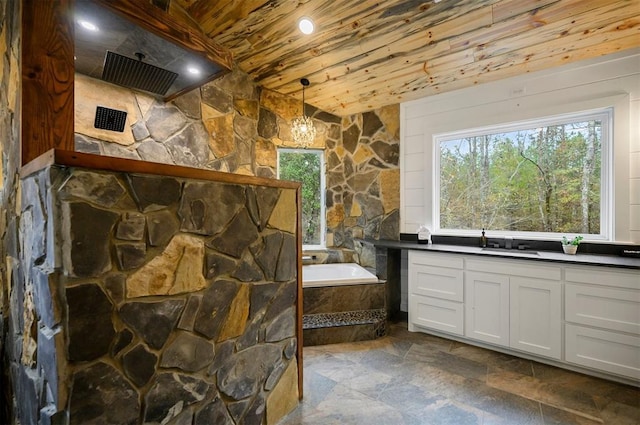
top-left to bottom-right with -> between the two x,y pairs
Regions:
448,378 -> 544,425
593,396 -> 640,425
419,400 -> 484,425
306,354 -> 369,384
336,367 -> 393,399
451,341 -> 535,377
299,370 -> 337,409
358,346 -> 407,373
487,369 -> 602,420
540,403 -> 603,425
378,381 -> 445,418
387,323 -> 453,350
279,320 -> 638,425
592,384 -> 640,409
306,383 -> 417,425
406,344 -> 488,382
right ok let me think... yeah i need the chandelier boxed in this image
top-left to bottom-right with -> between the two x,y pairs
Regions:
291,78 -> 316,147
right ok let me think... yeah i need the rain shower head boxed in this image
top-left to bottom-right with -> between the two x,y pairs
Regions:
74,1 -> 228,99
101,51 -> 178,96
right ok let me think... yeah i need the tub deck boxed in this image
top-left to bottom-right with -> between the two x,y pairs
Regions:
302,263 -> 379,287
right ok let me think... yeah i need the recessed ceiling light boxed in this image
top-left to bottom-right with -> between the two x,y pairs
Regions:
187,66 -> 201,76
298,17 -> 314,35
78,19 -> 99,32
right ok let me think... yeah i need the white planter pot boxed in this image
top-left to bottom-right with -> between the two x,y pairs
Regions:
562,245 -> 578,255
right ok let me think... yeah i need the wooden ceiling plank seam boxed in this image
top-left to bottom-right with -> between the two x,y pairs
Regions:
492,0 -> 562,22
201,0 -> 275,38
188,0 -> 236,23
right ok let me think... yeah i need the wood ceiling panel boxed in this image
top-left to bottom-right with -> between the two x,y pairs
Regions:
181,0 -> 639,115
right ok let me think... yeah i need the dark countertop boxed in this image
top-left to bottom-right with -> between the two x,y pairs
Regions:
364,239 -> 640,270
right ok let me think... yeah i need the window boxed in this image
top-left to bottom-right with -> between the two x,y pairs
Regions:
277,148 -> 326,248
434,108 -> 611,239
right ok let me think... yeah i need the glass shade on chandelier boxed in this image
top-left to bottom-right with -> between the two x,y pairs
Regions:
291,115 -> 316,147
291,78 -> 316,147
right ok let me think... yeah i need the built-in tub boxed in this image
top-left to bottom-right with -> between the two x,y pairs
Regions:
302,263 -> 379,288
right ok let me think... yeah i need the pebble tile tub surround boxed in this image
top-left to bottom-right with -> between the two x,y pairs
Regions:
10,164 -> 299,425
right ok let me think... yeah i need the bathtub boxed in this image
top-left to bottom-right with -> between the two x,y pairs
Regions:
302,263 -> 379,288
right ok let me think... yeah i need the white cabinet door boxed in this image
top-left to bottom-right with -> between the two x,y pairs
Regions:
465,271 -> 510,347
510,277 -> 562,359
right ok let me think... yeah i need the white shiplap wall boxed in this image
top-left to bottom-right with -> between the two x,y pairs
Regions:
400,49 -> 640,243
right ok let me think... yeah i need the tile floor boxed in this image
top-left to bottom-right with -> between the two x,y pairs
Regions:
280,320 -> 640,425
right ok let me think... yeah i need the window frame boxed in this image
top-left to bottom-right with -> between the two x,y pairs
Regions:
432,107 -> 613,241
277,148 -> 326,249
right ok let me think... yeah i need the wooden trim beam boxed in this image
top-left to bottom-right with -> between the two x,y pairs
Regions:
296,184 -> 304,399
21,0 -> 75,166
20,149 -> 300,190
94,0 -> 234,71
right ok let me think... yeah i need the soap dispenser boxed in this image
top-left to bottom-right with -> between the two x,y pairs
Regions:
480,228 -> 487,248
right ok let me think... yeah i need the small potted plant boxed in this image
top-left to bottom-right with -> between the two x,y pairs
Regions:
561,236 -> 583,255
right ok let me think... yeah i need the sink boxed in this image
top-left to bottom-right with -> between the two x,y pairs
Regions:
481,248 -> 540,256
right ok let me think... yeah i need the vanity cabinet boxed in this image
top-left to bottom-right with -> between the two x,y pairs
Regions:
409,253 -> 562,359
564,266 -> 640,380
408,251 -> 464,335
464,258 -> 562,359
407,250 -> 640,382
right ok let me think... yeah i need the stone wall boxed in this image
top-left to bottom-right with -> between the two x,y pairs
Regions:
0,0 -> 22,422
327,107 -> 400,267
13,164 -> 299,425
74,71 -> 340,178
74,73 -> 400,264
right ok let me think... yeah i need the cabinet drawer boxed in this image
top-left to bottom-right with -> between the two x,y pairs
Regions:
466,258 -> 561,281
565,324 -> 640,380
409,294 -> 463,336
565,267 -> 639,290
565,284 -> 640,335
409,264 -> 463,302
409,251 -> 463,269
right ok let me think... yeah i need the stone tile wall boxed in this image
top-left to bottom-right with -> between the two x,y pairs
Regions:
74,73 -> 400,264
0,0 -> 23,422
327,107 -> 400,267
12,165 -> 299,425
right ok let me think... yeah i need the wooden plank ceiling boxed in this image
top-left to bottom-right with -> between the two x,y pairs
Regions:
172,0 -> 640,115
